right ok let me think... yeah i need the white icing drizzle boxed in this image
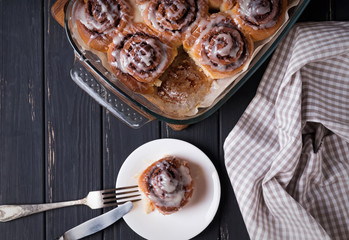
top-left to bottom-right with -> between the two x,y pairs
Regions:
238,0 -> 280,29
193,14 -> 249,71
147,160 -> 192,208
156,171 -> 178,192
112,31 -> 125,45
138,2 -> 148,15
179,165 -> 192,186
76,3 -> 103,31
110,32 -> 169,80
254,4 -> 270,15
75,0 -> 126,34
211,32 -> 238,58
167,2 -> 187,20
146,0 -> 199,37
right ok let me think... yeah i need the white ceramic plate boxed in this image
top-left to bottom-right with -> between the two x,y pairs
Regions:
116,138 -> 221,240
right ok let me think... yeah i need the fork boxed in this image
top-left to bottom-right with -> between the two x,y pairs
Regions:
0,185 -> 141,222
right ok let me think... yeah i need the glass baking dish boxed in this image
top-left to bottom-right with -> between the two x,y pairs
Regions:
64,0 -> 310,128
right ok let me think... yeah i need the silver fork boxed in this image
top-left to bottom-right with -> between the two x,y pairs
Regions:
0,185 -> 141,222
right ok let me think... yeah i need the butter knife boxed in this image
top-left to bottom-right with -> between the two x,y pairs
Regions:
59,201 -> 133,240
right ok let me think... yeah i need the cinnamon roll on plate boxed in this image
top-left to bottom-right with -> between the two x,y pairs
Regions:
74,0 -> 131,52
138,156 -> 194,215
184,12 -> 254,79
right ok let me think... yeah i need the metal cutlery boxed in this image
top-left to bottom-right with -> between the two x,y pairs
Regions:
0,185 -> 140,222
58,201 -> 133,240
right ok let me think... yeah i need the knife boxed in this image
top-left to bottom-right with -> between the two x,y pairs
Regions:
58,201 -> 133,240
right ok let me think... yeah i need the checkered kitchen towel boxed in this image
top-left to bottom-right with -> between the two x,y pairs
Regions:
224,22 -> 349,240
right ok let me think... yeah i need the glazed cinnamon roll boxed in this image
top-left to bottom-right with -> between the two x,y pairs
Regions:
138,156 -> 194,215
142,0 -> 209,45
153,48 -> 212,116
107,23 -> 177,93
158,59 -> 211,105
74,0 -> 130,52
231,0 -> 287,41
183,13 -> 253,79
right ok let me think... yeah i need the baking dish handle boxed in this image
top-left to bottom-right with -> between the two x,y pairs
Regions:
70,56 -> 154,128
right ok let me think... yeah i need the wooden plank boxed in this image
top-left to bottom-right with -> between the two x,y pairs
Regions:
298,0 -> 332,21
102,112 -> 160,239
0,0 -> 45,239
334,0 -> 349,20
0,0 -> 347,239
44,1 -> 103,239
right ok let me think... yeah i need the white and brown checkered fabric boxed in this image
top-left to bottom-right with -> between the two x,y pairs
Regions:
224,22 -> 349,240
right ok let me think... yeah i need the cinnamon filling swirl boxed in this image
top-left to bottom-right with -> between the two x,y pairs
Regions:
144,0 -> 208,43
107,23 -> 177,93
118,34 -> 165,82
184,13 -> 253,79
74,0 -> 130,51
110,33 -> 171,83
85,0 -> 122,33
203,26 -> 248,70
239,0 -> 282,29
138,156 -> 194,215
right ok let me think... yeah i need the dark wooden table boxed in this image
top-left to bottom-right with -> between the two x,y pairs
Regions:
1,1 -> 348,239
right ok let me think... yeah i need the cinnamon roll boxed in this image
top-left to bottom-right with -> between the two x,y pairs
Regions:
154,48 -> 212,116
231,0 -> 287,41
107,23 -> 177,93
183,13 -> 253,79
138,156 -> 194,215
74,0 -> 130,52
142,0 -> 209,45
